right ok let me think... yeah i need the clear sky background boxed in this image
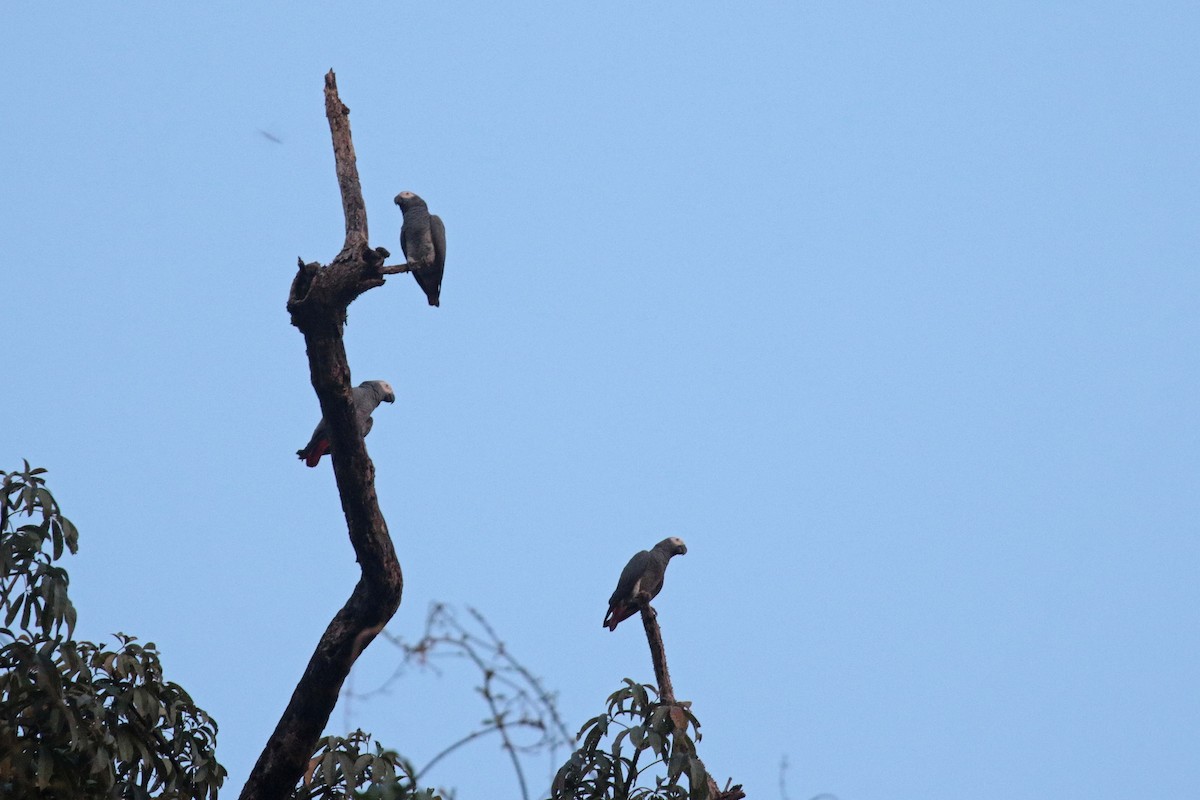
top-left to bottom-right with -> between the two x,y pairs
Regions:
4,3 -> 1198,799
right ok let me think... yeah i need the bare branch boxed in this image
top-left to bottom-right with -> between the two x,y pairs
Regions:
416,722 -> 545,784
353,603 -> 573,796
639,603 -> 747,800
479,668 -> 532,800
467,606 -> 573,744
324,70 -> 368,256
639,604 -> 675,705
240,70 -> 404,800
708,775 -> 747,800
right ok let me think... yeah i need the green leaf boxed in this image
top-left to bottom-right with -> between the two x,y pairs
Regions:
575,713 -> 603,740
338,751 -> 356,785
62,517 -> 79,553
321,751 -> 335,784
668,749 -> 688,783
36,745 -> 53,789
5,593 -> 23,627
91,745 -> 110,775
132,687 -> 158,721
629,725 -> 645,749
688,757 -> 710,800
51,520 -> 64,560
631,683 -> 649,711
20,590 -> 34,631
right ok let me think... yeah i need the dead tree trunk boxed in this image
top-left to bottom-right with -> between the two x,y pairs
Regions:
240,70 -> 405,800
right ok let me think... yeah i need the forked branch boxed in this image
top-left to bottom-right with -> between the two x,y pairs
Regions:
241,70 -> 404,800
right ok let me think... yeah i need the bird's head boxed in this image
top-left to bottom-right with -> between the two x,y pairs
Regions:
364,380 -> 396,403
658,536 -> 687,556
394,191 -> 424,210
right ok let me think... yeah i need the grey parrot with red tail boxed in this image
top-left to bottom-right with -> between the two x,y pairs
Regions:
603,537 -> 687,631
297,380 -> 395,467
394,191 -> 446,307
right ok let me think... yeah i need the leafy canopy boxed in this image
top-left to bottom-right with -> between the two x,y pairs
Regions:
0,463 -> 226,800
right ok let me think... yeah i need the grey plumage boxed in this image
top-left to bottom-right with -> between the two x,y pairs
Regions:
603,537 -> 688,631
297,380 -> 396,467
394,191 -> 446,307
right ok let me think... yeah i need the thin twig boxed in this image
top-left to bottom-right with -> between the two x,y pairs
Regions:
469,607 -> 573,744
466,645 -> 531,800
343,603 -> 570,798
416,725 -> 500,781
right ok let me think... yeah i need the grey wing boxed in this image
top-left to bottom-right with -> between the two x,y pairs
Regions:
412,215 -> 445,306
352,383 -> 384,414
430,215 -> 446,272
352,387 -> 382,433
609,550 -> 652,605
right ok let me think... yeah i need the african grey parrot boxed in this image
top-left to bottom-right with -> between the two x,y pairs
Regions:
394,191 -> 446,307
603,537 -> 688,631
296,380 -> 396,467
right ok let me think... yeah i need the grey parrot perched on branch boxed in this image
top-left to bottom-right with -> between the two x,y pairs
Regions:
394,191 -> 446,307
603,537 -> 688,631
296,380 -> 395,467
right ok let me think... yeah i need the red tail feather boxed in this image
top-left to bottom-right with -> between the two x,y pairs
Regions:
305,440 -> 330,468
603,603 -> 637,632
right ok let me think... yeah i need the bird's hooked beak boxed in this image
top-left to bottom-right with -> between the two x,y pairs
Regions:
372,380 -> 396,403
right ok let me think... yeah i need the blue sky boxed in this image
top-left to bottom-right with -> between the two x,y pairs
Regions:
4,3 -> 1198,798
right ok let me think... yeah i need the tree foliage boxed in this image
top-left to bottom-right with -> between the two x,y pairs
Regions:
316,609 -> 735,800
0,463 -> 226,799
292,730 -> 436,800
552,680 -> 711,800
1,462 -> 78,639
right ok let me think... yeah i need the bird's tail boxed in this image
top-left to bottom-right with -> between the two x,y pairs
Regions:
603,604 -> 635,632
297,439 -> 330,467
